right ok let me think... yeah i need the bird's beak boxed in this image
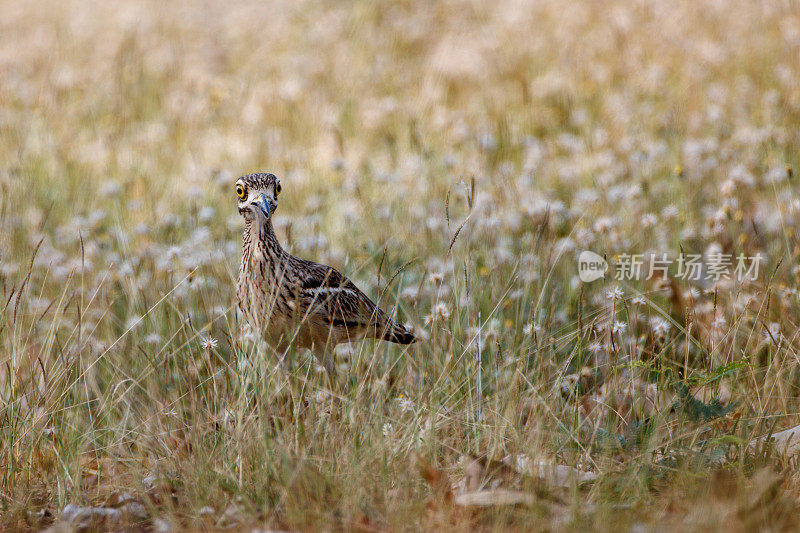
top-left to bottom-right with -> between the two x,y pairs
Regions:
252,193 -> 272,219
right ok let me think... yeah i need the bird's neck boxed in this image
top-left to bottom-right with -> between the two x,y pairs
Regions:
244,218 -> 284,259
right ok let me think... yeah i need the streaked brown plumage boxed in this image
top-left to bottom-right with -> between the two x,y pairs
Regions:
235,173 -> 415,371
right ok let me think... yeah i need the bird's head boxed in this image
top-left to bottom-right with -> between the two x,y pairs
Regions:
236,173 -> 281,223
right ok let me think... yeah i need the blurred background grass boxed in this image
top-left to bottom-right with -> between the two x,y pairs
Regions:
2,0 -> 800,530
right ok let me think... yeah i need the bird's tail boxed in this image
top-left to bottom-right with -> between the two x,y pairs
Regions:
383,322 -> 417,345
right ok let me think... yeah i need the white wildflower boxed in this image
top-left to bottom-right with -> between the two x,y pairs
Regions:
640,213 -> 658,228
428,271 -> 444,284
661,205 -> 679,220
522,322 -> 541,336
396,395 -> 415,413
424,302 -> 451,325
588,341 -> 604,354
201,336 -> 219,349
721,179 -> 735,196
606,286 -> 624,301
649,317 -> 671,337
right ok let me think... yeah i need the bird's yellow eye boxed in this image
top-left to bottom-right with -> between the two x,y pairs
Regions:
275,181 -> 281,195
236,184 -> 246,200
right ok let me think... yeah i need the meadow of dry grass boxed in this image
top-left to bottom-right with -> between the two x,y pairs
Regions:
2,0 -> 800,530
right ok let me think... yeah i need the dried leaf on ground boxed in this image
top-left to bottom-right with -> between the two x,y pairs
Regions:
48,502 -> 147,532
455,490 -> 538,508
522,459 -> 597,488
748,424 -> 800,456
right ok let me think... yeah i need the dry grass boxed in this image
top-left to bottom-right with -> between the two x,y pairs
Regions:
2,0 -> 800,530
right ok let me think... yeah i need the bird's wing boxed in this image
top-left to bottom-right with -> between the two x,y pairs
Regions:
292,259 -> 387,329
